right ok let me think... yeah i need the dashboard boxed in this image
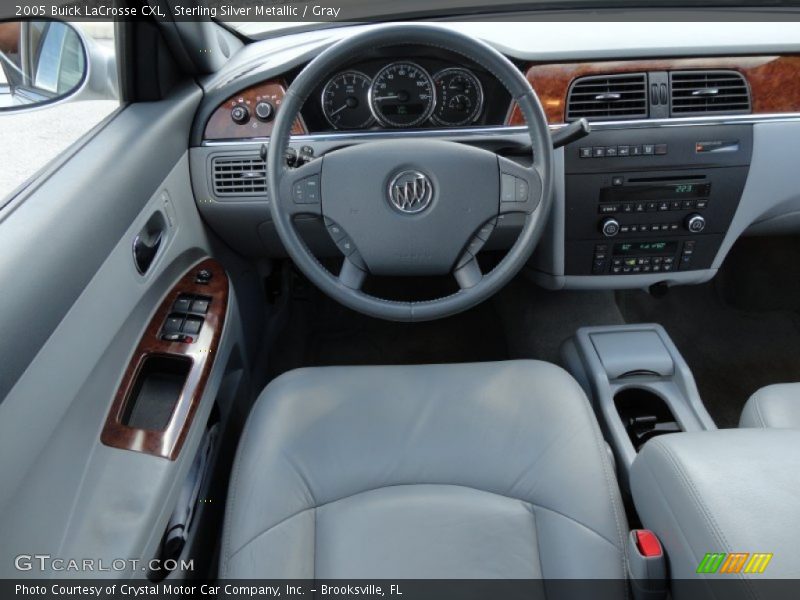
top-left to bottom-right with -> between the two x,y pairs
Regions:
190,21 -> 800,291
203,48 -> 513,139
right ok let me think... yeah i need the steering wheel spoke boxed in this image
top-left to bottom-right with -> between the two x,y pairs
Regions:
497,156 -> 543,215
339,255 -> 368,290
278,159 -> 324,217
453,253 -> 484,290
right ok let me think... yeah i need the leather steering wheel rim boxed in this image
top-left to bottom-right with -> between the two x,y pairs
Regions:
267,24 -> 553,322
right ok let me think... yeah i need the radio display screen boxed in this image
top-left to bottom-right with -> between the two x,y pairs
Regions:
614,241 -> 678,256
601,182 -> 711,202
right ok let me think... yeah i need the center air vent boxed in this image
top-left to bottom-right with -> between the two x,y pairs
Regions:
212,155 -> 267,197
566,73 -> 648,121
670,70 -> 751,116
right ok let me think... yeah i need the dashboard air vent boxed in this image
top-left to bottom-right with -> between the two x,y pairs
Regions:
212,155 -> 267,197
566,73 -> 648,121
670,70 -> 751,116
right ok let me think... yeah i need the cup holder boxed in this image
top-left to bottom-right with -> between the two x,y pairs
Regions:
614,388 -> 681,451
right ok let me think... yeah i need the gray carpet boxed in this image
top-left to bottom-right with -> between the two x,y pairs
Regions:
617,236 -> 800,428
265,236 -> 800,429
492,278 -> 625,364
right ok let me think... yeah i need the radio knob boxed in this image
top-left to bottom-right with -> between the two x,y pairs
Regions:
686,214 -> 706,233
230,103 -> 250,125
601,218 -> 621,238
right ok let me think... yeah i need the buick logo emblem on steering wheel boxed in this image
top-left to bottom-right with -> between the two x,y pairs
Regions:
388,170 -> 433,214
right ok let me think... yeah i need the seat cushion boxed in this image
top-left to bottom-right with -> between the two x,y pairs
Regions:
221,360 -> 628,581
740,383 -> 800,428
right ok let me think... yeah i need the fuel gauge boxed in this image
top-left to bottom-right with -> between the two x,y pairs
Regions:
431,68 -> 484,127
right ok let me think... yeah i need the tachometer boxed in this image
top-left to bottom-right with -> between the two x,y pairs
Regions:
431,68 -> 484,127
369,62 -> 435,127
321,71 -> 375,130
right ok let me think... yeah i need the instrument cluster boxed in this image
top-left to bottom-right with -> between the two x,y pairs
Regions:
316,60 -> 488,130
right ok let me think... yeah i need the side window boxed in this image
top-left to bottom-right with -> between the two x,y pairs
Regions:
0,21 -> 119,202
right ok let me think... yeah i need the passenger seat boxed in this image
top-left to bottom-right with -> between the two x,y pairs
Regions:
740,383 -> 800,428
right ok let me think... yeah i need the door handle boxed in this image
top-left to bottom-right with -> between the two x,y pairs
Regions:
133,229 -> 163,275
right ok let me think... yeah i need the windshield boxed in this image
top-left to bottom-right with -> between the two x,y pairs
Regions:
220,0 -> 798,38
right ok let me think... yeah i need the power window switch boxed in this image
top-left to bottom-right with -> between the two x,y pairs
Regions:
182,317 -> 203,335
190,298 -> 210,314
172,295 -> 192,313
163,315 -> 184,334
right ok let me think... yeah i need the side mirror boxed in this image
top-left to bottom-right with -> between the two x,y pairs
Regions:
0,20 -> 116,112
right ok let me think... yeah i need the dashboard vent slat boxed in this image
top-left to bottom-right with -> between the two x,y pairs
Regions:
670,70 -> 751,115
212,155 -> 267,197
566,73 -> 648,121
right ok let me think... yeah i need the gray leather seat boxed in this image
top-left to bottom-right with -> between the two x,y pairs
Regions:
740,383 -> 800,428
631,429 -> 800,595
221,360 -> 628,581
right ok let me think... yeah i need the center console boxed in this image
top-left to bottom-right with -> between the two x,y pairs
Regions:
564,125 -> 753,277
562,324 -> 717,490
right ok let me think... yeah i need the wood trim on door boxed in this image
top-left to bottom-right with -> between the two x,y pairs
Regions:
100,259 -> 229,460
506,55 -> 800,125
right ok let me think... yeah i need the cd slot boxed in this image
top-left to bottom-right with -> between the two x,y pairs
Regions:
626,174 -> 707,183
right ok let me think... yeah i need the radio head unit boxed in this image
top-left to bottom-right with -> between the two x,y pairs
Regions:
563,124 -> 752,278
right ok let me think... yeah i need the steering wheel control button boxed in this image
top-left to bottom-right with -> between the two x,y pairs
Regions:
336,236 -> 357,256
501,173 -> 530,203
304,176 -> 320,203
515,178 -> 529,202
326,221 -> 347,242
292,176 -> 321,204
476,220 -> 496,241
500,173 -> 516,202
255,101 -> 274,122
230,104 -> 250,125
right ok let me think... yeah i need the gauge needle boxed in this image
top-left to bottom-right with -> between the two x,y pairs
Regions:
373,95 -> 400,101
329,104 -> 349,116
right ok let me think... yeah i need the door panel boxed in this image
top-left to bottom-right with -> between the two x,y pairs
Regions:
0,83 -> 200,401
0,83 -> 248,577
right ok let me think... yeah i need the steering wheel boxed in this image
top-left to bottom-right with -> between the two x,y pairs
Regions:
268,24 -> 553,322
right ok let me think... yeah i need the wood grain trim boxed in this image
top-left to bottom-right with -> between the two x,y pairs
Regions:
100,259 -> 228,460
506,55 -> 800,125
204,79 -> 307,140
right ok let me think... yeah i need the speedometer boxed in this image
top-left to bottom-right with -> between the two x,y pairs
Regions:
369,62 -> 435,127
431,68 -> 484,126
321,71 -> 375,130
